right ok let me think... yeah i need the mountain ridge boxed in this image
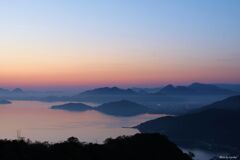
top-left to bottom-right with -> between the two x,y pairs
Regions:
136,95 -> 240,150
154,82 -> 237,95
78,87 -> 137,96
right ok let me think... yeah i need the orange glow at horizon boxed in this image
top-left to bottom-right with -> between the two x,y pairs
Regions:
1,53 -> 240,88
1,44 -> 240,88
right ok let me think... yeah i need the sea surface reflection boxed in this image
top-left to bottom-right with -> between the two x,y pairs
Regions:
0,101 -> 162,143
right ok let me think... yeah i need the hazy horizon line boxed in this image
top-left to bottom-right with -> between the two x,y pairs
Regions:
1,81 -> 240,91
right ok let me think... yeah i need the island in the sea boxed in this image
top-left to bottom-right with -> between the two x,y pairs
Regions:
51,102 -> 93,111
51,100 -> 153,116
0,99 -> 11,104
96,100 -> 152,116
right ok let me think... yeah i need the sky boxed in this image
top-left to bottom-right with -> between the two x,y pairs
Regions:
0,0 -> 240,89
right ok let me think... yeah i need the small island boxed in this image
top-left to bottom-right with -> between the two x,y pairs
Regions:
51,103 -> 93,111
51,100 -> 153,116
0,99 -> 11,104
96,100 -> 152,116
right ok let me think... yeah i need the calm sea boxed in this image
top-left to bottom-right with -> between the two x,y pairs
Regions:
0,100 -> 225,160
0,101 -> 161,142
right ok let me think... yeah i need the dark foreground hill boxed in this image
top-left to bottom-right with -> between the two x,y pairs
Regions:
136,95 -> 240,150
0,134 -> 191,160
199,95 -> 240,111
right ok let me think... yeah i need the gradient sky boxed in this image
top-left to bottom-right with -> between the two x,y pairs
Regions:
0,0 -> 240,89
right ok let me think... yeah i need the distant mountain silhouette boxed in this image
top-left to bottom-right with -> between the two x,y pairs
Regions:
0,99 -> 11,104
96,100 -> 152,116
155,83 -> 236,95
131,87 -> 163,94
51,103 -> 93,111
159,84 -> 195,94
0,88 -> 24,94
160,84 -> 175,92
12,88 -> 24,93
188,82 -> 235,94
78,87 -> 137,96
136,95 -> 240,150
215,84 -> 240,92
